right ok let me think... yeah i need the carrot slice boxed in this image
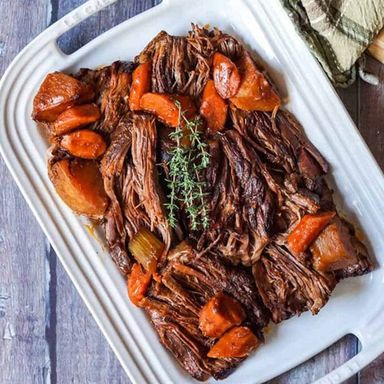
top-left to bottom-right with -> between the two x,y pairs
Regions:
129,62 -> 152,111
53,104 -> 101,136
60,129 -> 106,159
213,52 -> 241,99
207,326 -> 260,358
33,72 -> 94,122
199,292 -> 245,338
128,263 -> 152,307
287,211 -> 336,255
200,80 -> 228,133
140,93 -> 196,127
230,52 -> 280,111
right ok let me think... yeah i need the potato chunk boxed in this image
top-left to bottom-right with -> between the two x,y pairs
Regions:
199,292 -> 245,338
33,72 -> 94,122
48,159 -> 108,218
230,52 -> 280,111
310,218 -> 358,272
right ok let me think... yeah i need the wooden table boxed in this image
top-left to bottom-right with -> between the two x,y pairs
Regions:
0,1 -> 383,383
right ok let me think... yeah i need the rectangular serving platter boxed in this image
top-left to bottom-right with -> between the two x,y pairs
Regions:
1,0 -> 384,383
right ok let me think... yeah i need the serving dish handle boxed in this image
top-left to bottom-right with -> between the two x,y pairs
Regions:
314,332 -> 384,384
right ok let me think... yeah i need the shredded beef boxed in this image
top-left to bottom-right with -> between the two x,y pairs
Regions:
144,242 -> 269,381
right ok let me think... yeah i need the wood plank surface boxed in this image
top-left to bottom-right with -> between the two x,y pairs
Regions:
0,1 -> 383,383
0,2 -> 51,384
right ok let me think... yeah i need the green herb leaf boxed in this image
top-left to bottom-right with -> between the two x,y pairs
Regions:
165,101 -> 210,231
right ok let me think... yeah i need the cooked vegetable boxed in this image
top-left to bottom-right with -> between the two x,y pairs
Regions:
230,52 -> 280,111
48,159 -> 108,218
199,292 -> 245,338
128,227 -> 165,273
200,79 -> 228,133
166,102 -> 210,230
287,211 -> 336,255
128,263 -> 152,307
310,219 -> 358,272
129,62 -> 152,111
207,326 -> 260,358
213,52 -> 241,99
140,93 -> 196,127
60,129 -> 106,159
33,72 -> 94,122
53,104 -> 101,136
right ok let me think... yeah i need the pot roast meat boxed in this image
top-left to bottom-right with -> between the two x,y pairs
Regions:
76,61 -> 133,133
143,242 -> 269,381
101,114 -> 133,275
136,30 -> 210,97
131,114 -> 172,258
253,242 -> 337,323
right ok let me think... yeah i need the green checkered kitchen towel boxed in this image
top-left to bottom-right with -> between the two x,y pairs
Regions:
282,0 -> 384,86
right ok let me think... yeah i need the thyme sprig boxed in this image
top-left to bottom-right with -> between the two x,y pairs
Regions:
165,101 -> 210,231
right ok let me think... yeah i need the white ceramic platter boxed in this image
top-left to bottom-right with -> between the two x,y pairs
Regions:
1,0 -> 384,383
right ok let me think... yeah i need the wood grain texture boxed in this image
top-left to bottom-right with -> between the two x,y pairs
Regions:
0,2 -> 51,383
0,1 -> 383,383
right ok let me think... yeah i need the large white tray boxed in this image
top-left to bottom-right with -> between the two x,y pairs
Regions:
1,0 -> 384,383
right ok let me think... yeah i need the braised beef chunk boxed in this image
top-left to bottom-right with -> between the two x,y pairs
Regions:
130,114 -> 172,258
101,115 -> 133,275
253,243 -> 337,323
144,242 -> 268,381
101,114 -> 172,274
76,61 -> 133,133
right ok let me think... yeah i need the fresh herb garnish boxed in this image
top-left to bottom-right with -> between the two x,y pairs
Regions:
165,100 -> 210,231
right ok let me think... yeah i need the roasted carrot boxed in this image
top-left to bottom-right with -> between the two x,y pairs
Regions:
128,263 -> 152,307
213,52 -> 241,99
287,211 -> 336,255
140,93 -> 196,127
199,292 -> 245,338
48,159 -> 108,218
230,52 -> 280,111
53,104 -> 101,136
33,72 -> 94,122
60,129 -> 106,159
207,326 -> 260,358
129,62 -> 152,111
200,80 -> 228,133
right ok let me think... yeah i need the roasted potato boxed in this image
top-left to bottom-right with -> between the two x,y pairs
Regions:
33,72 -> 94,122
48,159 -> 108,218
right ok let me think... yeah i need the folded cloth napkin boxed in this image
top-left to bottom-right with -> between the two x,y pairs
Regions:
282,0 -> 384,86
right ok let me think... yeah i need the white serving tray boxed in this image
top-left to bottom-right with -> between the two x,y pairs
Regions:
1,0 -> 384,383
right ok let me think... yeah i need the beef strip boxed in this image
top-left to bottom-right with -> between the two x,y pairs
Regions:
253,242 -> 337,323
101,114 -> 133,275
136,29 -> 210,97
77,61 -> 133,133
130,114 -> 172,258
143,242 -> 269,381
101,114 -> 172,274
